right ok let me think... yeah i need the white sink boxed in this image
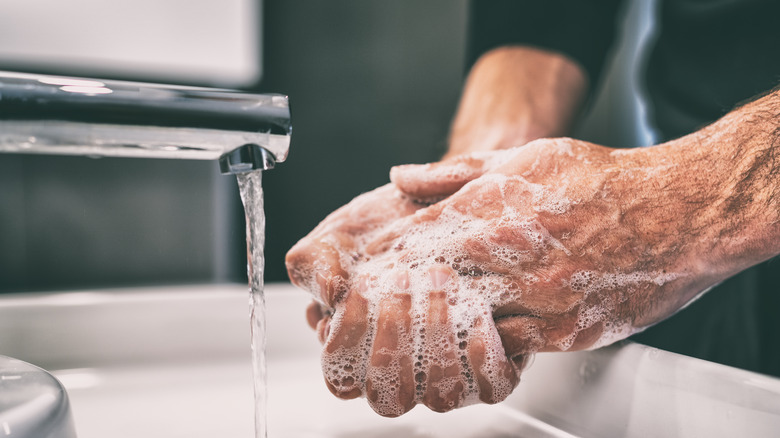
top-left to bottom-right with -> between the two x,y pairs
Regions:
0,355 -> 76,438
1,283 -> 779,437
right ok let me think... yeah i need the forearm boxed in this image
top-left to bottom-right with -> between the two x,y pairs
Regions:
446,46 -> 588,158
627,89 -> 780,299
691,89 -> 780,276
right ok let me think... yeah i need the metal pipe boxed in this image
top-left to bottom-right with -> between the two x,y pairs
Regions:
0,72 -> 291,174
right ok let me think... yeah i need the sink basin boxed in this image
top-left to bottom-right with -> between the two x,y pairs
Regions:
0,355 -> 76,438
1,283 -> 778,437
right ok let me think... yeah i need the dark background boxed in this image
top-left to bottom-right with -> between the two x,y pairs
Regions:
0,0 -> 653,292
255,1 -> 469,284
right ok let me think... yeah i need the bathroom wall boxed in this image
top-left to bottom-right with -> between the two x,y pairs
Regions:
0,157 -> 231,291
0,0 -> 259,291
256,0 -> 470,282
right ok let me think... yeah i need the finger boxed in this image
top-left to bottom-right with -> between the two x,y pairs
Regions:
306,184 -> 417,237
364,228 -> 404,256
286,237 -> 350,307
489,264 -> 584,315
494,307 -> 581,356
467,315 -> 519,405
569,320 -> 604,351
423,291 -> 464,412
336,184 -> 421,231
481,138 -> 563,180
494,315 -> 546,359
316,315 -> 331,344
390,155 -> 488,200
306,300 -> 325,330
286,184 -> 424,303
321,280 -> 372,400
365,271 -> 416,417
421,267 -> 465,413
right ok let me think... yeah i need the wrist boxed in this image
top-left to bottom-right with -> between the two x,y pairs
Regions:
446,46 -> 587,158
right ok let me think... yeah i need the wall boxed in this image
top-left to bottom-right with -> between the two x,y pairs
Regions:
257,0 -> 469,281
0,0 -> 259,291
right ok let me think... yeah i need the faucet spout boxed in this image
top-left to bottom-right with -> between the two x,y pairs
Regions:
0,72 -> 291,173
220,143 -> 277,173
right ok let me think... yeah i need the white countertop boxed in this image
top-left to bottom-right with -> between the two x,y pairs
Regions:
1,283 -> 779,437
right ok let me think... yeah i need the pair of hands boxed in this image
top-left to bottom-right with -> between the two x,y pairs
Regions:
286,136 -> 710,416
285,46 -> 778,416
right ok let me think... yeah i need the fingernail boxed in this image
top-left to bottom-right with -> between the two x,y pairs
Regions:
429,266 -> 451,289
394,271 -> 410,289
390,163 -> 429,185
358,276 -> 370,293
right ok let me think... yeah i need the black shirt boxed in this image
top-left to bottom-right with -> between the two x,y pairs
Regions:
468,0 -> 780,376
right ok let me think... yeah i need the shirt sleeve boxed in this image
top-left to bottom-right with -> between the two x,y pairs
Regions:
466,0 -> 624,86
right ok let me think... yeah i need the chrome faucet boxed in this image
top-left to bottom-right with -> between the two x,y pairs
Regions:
0,71 -> 290,173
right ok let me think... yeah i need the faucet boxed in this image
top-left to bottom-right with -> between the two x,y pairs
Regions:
0,71 -> 289,438
0,71 -> 290,173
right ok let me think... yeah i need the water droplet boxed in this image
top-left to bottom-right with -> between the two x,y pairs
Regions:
468,266 -> 484,277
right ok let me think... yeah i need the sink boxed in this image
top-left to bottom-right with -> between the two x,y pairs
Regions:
1,283 -> 778,437
0,356 -> 76,438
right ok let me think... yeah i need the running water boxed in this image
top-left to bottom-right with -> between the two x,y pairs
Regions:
237,170 -> 267,438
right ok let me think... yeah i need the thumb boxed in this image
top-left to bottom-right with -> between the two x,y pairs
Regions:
390,148 -> 526,201
390,154 -> 491,201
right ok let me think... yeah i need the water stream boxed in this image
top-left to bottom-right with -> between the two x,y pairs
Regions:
237,170 -> 267,438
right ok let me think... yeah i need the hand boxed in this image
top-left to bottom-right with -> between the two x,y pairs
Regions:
287,177 -> 523,417
287,138 -> 713,417
388,139 -> 725,353
286,183 -> 423,309
288,87 -> 780,419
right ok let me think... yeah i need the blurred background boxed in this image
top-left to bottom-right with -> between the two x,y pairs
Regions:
0,0 -> 655,292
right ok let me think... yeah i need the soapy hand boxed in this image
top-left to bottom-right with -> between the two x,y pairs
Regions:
287,138 -> 714,417
286,180 -> 520,416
